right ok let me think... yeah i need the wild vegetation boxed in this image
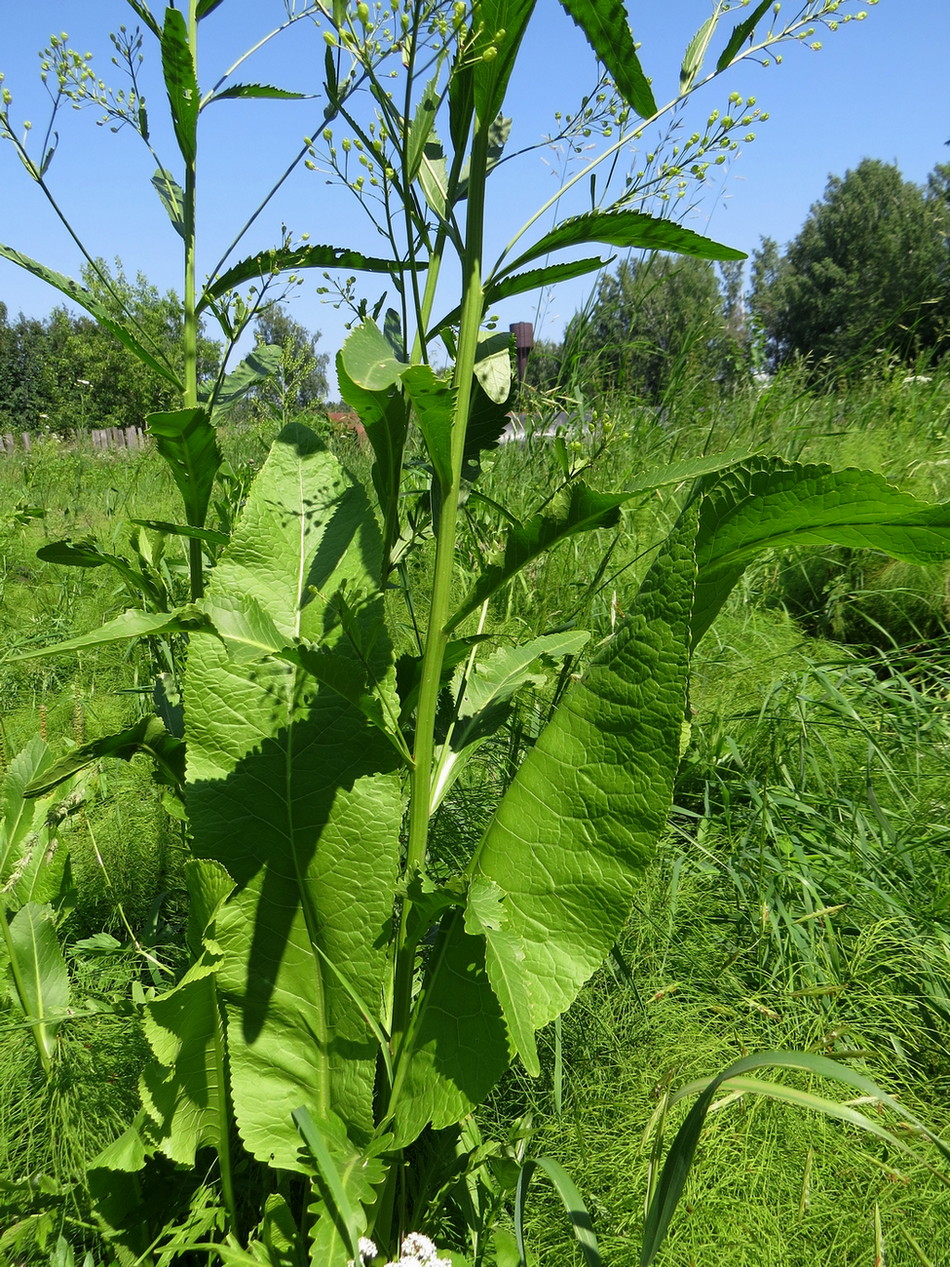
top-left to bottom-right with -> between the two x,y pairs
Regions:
2,3 -> 950,1266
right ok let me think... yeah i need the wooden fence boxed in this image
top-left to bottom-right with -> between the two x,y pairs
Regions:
1,426 -> 147,454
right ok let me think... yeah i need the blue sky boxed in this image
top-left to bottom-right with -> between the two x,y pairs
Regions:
1,1 -> 947,392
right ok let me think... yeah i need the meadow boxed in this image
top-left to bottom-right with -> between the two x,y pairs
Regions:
1,364 -> 948,1265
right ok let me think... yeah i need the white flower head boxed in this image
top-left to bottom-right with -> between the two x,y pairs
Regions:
401,1233 -> 437,1261
347,1237 -> 378,1267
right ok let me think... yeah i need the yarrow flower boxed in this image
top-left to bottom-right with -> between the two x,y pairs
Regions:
346,1236 -> 378,1267
381,1232 -> 453,1267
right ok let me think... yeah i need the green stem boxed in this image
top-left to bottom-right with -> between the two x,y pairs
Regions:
390,114 -> 491,1052
183,3 -> 203,602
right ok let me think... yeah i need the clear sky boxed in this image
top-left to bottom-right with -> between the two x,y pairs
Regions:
1,1 -> 948,393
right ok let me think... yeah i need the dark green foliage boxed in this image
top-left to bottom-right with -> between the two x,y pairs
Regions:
557,253 -> 748,401
0,260 -> 220,434
750,159 -> 950,374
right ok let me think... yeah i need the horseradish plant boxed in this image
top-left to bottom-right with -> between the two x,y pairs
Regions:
9,1 -> 946,1264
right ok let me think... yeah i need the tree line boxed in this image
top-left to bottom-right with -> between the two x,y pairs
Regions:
527,157 -> 950,399
0,259 -> 328,435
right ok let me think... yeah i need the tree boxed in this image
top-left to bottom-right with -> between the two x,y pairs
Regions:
0,260 -> 220,432
749,159 -> 950,373
251,304 -> 329,423
565,253 -> 739,402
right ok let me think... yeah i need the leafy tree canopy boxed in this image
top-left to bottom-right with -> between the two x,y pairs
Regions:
750,159 -> 950,374
0,259 -> 220,433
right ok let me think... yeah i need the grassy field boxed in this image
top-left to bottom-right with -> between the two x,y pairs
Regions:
1,368 -> 949,1264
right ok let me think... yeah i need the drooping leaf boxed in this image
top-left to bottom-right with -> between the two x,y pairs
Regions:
140,962 -> 231,1165
463,379 -> 515,479
197,0 -> 227,16
131,519 -> 229,547
36,537 -> 152,598
680,12 -> 719,94
689,458 -> 950,645
184,424 -> 403,1170
183,857 -> 234,960
199,246 -> 422,311
387,910 -> 511,1148
557,0 -> 657,119
0,245 -> 180,388
147,407 -> 222,529
515,1157 -> 602,1267
336,337 -> 409,569
338,317 -> 407,392
402,365 -> 456,489
468,505 -> 698,1071
418,137 -> 451,224
1,739 -> 55,885
161,7 -> 199,166
206,83 -> 309,103
5,902 -> 71,1066
716,0 -> 774,72
24,715 -> 185,799
151,167 -> 186,238
474,330 -> 513,405
497,209 -> 745,282
447,483 -> 628,631
205,344 -> 282,415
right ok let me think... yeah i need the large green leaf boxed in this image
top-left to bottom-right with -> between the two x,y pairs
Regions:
391,509 -> 697,1135
689,458 -> 950,644
184,424 -> 403,1170
0,245 -> 181,388
557,0 -> 657,119
148,407 -> 222,529
496,210 -> 744,284
161,7 -> 199,166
